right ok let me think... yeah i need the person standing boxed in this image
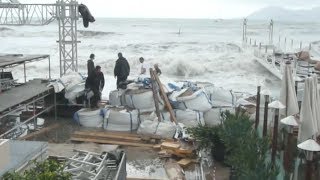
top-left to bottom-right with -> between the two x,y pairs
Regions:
139,57 -> 147,75
87,53 -> 95,75
114,52 -> 130,89
85,65 -> 105,108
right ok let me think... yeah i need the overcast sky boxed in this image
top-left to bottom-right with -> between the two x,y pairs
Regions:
18,0 -> 320,19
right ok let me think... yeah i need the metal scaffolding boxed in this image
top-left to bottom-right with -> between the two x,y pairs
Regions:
56,0 -> 79,76
0,0 -> 80,77
0,1 -> 56,25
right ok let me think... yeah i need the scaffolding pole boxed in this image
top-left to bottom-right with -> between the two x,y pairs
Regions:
56,0 -> 79,77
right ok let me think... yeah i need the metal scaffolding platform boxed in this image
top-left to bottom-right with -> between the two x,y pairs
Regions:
0,1 -> 56,25
0,0 -> 81,76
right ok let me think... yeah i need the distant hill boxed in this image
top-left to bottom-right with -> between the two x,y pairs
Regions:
247,6 -> 320,22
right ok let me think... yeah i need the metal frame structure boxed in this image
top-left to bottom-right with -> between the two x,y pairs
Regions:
0,0 -> 81,77
0,2 -> 56,25
0,87 -> 56,139
242,18 -> 274,47
56,0 -> 79,77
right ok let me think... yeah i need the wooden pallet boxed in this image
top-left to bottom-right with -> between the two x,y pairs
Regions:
70,130 -> 158,148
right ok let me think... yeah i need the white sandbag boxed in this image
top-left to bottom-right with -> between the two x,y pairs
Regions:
204,108 -> 235,126
65,82 -> 85,104
104,107 -> 139,131
176,89 -> 212,112
137,120 -> 158,135
155,121 -> 176,139
175,109 -> 205,128
204,86 -> 234,107
124,89 -> 164,112
109,89 -> 126,106
76,108 -> 103,127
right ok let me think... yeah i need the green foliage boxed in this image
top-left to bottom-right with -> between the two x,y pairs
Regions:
2,159 -> 72,180
188,110 -> 279,179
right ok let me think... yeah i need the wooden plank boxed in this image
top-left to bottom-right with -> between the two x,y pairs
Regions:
153,144 -> 161,150
150,68 -> 162,122
70,137 -> 155,148
161,142 -> 180,150
18,123 -> 61,140
177,158 -> 193,168
74,130 -> 141,137
175,148 -> 193,155
153,71 -> 177,124
73,131 -> 142,142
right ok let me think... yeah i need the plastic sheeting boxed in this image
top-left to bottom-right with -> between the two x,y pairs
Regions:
103,107 -> 139,131
65,82 -> 86,104
176,89 -> 212,112
48,72 -> 84,93
74,108 -> 103,128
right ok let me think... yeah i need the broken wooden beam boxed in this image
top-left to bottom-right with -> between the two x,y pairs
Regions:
70,137 -> 156,148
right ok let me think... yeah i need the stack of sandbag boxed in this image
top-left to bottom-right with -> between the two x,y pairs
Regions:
103,106 -> 139,131
137,113 -> 176,139
124,89 -> 164,112
175,88 -> 212,112
109,89 -> 126,106
174,109 -> 204,128
73,108 -> 103,127
204,85 -> 235,107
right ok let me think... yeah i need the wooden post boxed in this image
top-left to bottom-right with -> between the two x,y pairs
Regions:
153,72 -> 177,124
271,108 -> 279,165
262,94 -> 269,136
255,86 -> 261,130
305,160 -> 312,180
150,68 -> 161,122
283,130 -> 293,173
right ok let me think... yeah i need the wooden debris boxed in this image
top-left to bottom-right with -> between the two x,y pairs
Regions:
177,158 -> 193,168
153,144 -> 161,150
70,137 -> 155,148
176,147 -> 193,155
18,123 -> 61,140
161,141 -> 180,150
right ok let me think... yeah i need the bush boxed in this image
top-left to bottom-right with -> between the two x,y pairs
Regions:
2,159 -> 72,180
188,110 -> 279,179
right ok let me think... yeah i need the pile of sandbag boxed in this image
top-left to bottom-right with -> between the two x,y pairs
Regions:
73,108 -> 103,127
137,113 -> 177,139
103,106 -> 139,131
109,88 -> 164,113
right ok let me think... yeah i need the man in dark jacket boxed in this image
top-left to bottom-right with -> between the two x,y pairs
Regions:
114,52 -> 130,89
85,65 -> 105,108
87,54 -> 95,76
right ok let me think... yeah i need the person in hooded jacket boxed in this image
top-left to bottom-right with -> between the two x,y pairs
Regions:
114,52 -> 130,89
85,65 -> 105,108
87,53 -> 95,76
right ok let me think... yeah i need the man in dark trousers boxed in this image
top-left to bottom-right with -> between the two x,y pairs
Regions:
114,52 -> 130,89
87,54 -> 95,76
87,53 -> 95,75
85,66 -> 105,108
